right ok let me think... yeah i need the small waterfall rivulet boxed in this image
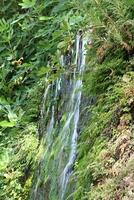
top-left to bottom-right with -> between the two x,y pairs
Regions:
30,31 -> 87,200
60,33 -> 87,199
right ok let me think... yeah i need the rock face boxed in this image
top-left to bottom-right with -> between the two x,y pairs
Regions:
29,32 -> 88,200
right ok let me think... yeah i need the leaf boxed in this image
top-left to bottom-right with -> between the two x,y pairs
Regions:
61,19 -> 70,31
4,105 -> 18,122
8,111 -> 18,122
0,120 -> 16,127
37,67 -> 50,77
0,150 -> 9,170
39,16 -> 53,21
19,0 -> 36,9
0,18 -> 9,33
0,96 -> 8,105
57,41 -> 66,49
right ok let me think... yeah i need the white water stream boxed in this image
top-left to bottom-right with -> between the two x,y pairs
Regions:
60,32 -> 87,199
30,32 -> 87,200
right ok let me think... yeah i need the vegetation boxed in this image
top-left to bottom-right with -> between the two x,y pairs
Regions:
72,0 -> 134,199
0,0 -> 134,200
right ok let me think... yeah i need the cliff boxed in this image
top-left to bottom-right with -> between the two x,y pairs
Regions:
0,1 -> 133,200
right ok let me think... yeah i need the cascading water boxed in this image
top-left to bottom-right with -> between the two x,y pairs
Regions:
60,32 -> 87,199
30,31 -> 87,200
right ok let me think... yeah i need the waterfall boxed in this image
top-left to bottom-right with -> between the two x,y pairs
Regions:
30,32 -> 87,200
60,32 -> 86,199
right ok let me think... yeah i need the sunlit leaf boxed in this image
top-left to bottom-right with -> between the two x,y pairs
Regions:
39,16 -> 53,21
0,120 -> 16,127
19,0 -> 36,9
8,111 -> 18,122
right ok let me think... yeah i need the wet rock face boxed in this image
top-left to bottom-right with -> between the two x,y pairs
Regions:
29,33 -> 87,200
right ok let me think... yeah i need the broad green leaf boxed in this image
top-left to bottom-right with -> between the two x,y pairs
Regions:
39,16 -> 53,21
0,120 -> 16,127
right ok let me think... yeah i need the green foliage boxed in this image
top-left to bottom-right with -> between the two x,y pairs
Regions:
70,1 -> 134,199
0,0 -> 85,199
0,130 -> 38,200
0,0 -> 133,199
19,0 -> 36,9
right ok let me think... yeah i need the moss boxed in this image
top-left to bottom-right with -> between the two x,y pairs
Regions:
23,175 -> 33,198
72,69 -> 134,199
